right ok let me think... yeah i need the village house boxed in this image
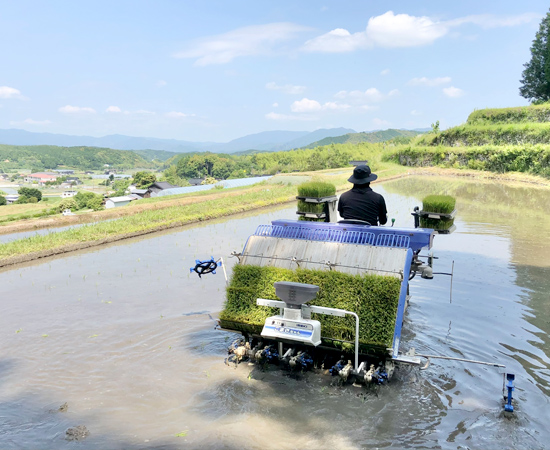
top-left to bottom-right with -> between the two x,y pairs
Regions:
128,189 -> 148,199
61,191 -> 78,198
146,181 -> 179,197
105,196 -> 135,208
24,172 -> 58,184
5,195 -> 19,204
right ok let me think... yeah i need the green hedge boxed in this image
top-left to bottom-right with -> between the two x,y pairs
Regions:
467,104 -> 550,125
219,264 -> 402,352
415,123 -> 550,147
385,145 -> 550,178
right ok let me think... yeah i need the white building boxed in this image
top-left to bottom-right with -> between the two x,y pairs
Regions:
5,195 -> 19,204
61,190 -> 77,198
105,196 -> 134,209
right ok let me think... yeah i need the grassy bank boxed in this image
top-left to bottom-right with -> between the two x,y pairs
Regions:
387,144 -> 550,177
388,103 -> 550,179
0,184 -> 296,263
467,103 -> 550,124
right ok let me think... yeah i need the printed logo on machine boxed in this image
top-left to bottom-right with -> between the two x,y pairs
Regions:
264,325 -> 313,337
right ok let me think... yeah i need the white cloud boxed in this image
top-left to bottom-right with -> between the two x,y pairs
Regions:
265,112 -> 317,121
135,109 -> 156,115
165,111 -> 195,118
59,105 -> 96,114
410,110 -> 422,116
388,89 -> 399,96
174,22 -> 311,66
291,98 -> 322,113
373,118 -> 391,127
106,106 -> 122,113
272,102 -> 279,107
380,69 -> 390,75
443,86 -> 465,98
303,27 -> 369,52
303,10 -> 539,53
322,101 -> 351,111
9,118 -> 51,126
334,88 -> 384,103
366,11 -> 448,48
0,86 -> 27,100
156,80 -> 167,87
289,98 -> 354,114
408,76 -> 451,86
266,82 -> 306,95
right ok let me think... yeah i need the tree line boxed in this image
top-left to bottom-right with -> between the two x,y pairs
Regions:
162,142 -> 387,184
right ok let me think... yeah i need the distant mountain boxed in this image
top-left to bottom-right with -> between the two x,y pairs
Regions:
0,127 -> 356,154
0,129 -> 213,153
272,128 -> 356,151
304,129 -> 422,148
212,130 -> 309,152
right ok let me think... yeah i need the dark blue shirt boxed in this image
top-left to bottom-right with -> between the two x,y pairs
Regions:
337,186 -> 387,225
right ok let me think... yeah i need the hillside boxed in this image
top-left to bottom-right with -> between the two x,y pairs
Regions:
0,144 -> 157,171
0,127 -> 355,154
386,103 -> 550,178
304,129 -> 421,148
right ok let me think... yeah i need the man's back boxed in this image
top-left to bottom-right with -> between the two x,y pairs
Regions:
338,185 -> 387,225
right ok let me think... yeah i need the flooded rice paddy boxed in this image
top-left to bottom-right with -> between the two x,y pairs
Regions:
1,176 -> 549,449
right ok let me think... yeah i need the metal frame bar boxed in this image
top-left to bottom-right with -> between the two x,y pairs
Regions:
256,299 -> 361,370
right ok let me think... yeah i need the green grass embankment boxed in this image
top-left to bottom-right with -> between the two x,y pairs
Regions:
0,184 -> 297,264
386,103 -> 550,179
387,144 -> 550,177
467,104 -> 550,124
415,123 -> 550,147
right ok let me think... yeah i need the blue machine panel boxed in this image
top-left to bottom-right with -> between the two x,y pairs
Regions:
269,219 -> 433,252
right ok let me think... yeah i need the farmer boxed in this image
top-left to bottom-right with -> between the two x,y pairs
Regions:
337,164 -> 388,226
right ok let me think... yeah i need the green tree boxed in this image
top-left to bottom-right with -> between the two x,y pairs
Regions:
112,179 -> 132,196
18,187 -> 42,201
58,198 -> 78,213
520,10 -> 550,103
15,195 -> 29,204
86,197 -> 104,211
0,195 -> 6,206
133,171 -> 157,188
74,191 -> 99,209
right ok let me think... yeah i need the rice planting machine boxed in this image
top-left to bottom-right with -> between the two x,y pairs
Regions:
192,199 -> 516,412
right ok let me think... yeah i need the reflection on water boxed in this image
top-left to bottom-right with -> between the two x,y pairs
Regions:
1,178 -> 549,449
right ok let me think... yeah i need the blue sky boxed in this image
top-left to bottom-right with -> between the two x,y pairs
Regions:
0,1 -> 547,142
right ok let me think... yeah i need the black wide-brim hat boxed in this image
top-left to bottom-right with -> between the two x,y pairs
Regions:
348,164 -> 377,184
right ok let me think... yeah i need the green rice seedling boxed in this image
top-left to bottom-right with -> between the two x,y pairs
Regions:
420,194 -> 456,230
297,181 -> 336,198
297,200 -> 325,214
422,195 -> 456,213
298,216 -> 325,222
419,217 -> 454,229
219,264 -> 402,353
296,181 -> 335,222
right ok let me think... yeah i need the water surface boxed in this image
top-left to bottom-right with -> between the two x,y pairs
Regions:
1,178 -> 549,449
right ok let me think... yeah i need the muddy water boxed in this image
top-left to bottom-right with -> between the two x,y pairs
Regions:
1,178 -> 549,449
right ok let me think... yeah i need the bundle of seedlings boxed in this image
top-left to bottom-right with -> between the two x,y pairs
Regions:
420,194 -> 456,230
296,181 -> 336,222
219,264 -> 402,353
